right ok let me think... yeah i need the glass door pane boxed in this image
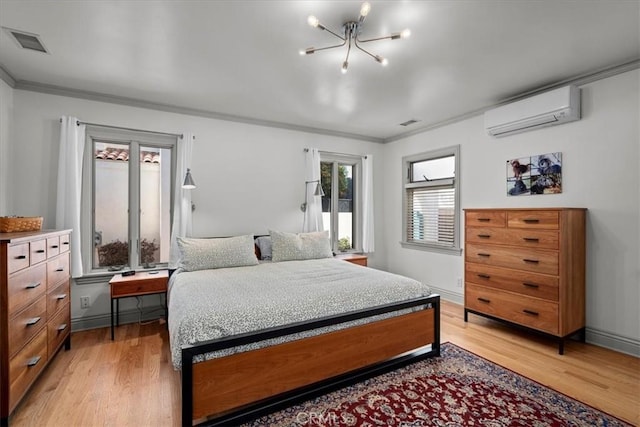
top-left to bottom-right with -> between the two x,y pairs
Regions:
94,142 -> 129,269
337,164 -> 354,252
140,145 -> 171,266
321,162 -> 332,239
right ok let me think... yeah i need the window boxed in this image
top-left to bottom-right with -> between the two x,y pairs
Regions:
320,153 -> 362,253
402,145 -> 461,255
82,127 -> 177,273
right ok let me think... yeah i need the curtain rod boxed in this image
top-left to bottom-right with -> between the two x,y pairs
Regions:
59,118 -> 190,139
304,148 -> 367,159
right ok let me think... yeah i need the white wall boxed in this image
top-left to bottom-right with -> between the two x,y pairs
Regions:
6,69 -> 638,355
0,79 -> 13,216
383,69 -> 640,355
9,90 -> 385,328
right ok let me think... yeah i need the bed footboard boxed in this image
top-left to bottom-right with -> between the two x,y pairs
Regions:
181,294 -> 440,426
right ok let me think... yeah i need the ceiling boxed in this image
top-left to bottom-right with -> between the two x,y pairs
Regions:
1,1 -> 638,143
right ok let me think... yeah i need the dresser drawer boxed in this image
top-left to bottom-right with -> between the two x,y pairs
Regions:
466,243 -> 559,275
465,227 -> 559,250
8,263 -> 47,316
9,328 -> 48,411
47,252 -> 70,288
48,302 -> 70,357
59,233 -> 70,253
47,236 -> 61,258
30,239 -> 47,265
465,263 -> 559,301
47,279 -> 70,317
9,297 -> 47,357
507,210 -> 559,229
8,243 -> 30,274
465,211 -> 506,228
466,283 -> 558,335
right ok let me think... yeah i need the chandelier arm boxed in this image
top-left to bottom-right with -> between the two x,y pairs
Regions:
356,34 -> 394,43
322,25 -> 347,42
354,38 -> 379,61
311,39 -> 347,53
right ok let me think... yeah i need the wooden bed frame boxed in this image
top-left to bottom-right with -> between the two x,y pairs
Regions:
180,294 -> 440,426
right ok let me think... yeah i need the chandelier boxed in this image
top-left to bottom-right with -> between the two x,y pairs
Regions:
299,1 -> 410,74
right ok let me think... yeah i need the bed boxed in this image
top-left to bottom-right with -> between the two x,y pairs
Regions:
168,233 -> 441,426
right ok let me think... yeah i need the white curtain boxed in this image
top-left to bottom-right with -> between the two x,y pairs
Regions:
56,116 -> 85,278
169,132 -> 194,267
302,148 -> 323,232
362,154 -> 375,253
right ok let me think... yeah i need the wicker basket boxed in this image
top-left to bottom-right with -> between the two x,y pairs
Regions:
0,216 -> 43,233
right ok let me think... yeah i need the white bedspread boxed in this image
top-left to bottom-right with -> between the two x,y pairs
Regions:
168,258 -> 431,369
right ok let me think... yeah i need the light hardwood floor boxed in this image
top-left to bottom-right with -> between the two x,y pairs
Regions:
8,300 -> 639,426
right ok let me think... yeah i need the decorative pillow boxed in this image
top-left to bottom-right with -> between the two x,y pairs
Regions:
270,230 -> 332,262
177,235 -> 259,271
255,236 -> 272,260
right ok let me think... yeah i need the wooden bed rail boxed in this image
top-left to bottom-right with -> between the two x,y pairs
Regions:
181,294 -> 440,426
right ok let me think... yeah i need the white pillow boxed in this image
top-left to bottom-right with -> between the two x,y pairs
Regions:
177,235 -> 258,271
270,230 -> 332,262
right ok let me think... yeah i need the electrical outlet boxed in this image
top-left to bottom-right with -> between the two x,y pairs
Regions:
80,296 -> 91,309
456,278 -> 463,288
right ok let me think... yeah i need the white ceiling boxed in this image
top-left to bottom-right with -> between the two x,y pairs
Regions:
1,1 -> 638,142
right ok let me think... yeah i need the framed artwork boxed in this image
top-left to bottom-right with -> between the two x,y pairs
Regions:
507,152 -> 562,196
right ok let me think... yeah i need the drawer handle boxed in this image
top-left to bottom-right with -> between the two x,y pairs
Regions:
15,255 -> 27,260
62,242 -> 69,245
26,317 -> 41,326
51,245 -> 59,249
523,237 -> 540,242
27,356 -> 41,367
477,297 -> 491,303
56,293 -> 68,300
477,273 -> 491,279
523,309 -> 539,316
477,253 -> 491,257
26,282 -> 41,289
477,218 -> 491,222
522,282 -> 540,289
523,218 -> 540,224
55,267 -> 65,272
35,249 -> 46,253
477,234 -> 491,239
523,258 -> 539,264
57,323 -> 68,332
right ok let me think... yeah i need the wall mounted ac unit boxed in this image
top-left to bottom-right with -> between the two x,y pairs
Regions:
484,85 -> 581,137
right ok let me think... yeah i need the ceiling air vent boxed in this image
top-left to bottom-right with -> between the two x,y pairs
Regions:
3,27 -> 49,53
399,119 -> 420,127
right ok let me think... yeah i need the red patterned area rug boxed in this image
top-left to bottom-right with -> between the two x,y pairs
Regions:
245,343 -> 630,427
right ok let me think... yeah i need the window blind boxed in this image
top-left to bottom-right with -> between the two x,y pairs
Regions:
406,186 -> 455,246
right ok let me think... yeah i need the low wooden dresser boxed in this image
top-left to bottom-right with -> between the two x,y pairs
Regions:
1,229 -> 72,424
463,208 -> 586,354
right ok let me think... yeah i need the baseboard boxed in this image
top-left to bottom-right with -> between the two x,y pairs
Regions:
71,305 -> 165,332
428,285 -> 463,305
431,288 -> 639,357
585,327 -> 640,357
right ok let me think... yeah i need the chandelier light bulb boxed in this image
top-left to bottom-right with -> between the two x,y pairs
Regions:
360,2 -> 371,17
341,61 -> 349,74
299,49 -> 306,56
375,55 -> 389,66
401,28 -> 411,39
308,15 -> 319,27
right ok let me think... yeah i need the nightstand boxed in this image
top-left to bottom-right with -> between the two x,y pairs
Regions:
335,253 -> 368,266
109,270 -> 169,340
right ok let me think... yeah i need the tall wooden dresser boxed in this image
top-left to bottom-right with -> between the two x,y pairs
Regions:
464,208 -> 586,354
1,230 -> 72,424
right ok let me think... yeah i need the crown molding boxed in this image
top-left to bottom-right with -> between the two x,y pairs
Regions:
6,58 -> 638,144
383,58 -> 640,143
12,80 -> 384,144
0,64 -> 16,88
